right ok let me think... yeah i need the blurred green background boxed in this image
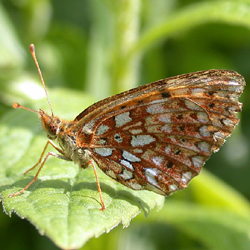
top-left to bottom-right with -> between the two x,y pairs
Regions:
0,0 -> 250,249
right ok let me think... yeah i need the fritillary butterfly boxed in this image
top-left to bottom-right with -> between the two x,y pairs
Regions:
10,44 -> 245,210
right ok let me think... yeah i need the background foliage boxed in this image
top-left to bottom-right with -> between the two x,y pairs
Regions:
0,0 -> 249,249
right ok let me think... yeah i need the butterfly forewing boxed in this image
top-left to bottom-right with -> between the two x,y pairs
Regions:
76,69 -> 245,196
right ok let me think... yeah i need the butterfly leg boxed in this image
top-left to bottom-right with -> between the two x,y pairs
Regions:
24,140 -> 66,175
9,140 -> 70,197
88,159 -> 105,211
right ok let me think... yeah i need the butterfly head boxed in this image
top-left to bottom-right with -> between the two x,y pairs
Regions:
38,109 -> 61,140
13,103 -> 60,140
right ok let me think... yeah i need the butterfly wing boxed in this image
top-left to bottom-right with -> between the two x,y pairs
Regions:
75,70 -> 245,195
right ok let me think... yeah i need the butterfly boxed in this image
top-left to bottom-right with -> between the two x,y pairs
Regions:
9,44 -> 245,210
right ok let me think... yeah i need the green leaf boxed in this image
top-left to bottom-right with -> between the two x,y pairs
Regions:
146,201 -> 250,250
190,170 -> 250,217
0,2 -> 25,70
129,1 -> 250,58
0,88 -> 164,249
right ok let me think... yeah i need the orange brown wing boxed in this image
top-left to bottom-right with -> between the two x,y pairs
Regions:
74,70 -> 245,195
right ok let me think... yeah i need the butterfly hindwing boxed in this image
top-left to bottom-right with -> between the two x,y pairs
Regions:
76,69 -> 245,195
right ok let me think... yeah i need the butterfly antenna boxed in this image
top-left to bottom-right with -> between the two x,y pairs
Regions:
29,44 -> 54,117
13,102 -> 39,114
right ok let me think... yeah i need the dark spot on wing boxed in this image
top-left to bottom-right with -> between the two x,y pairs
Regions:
179,125 -> 185,131
161,91 -> 171,98
209,103 -> 215,108
177,114 -> 183,120
175,150 -> 181,155
167,161 -> 174,168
